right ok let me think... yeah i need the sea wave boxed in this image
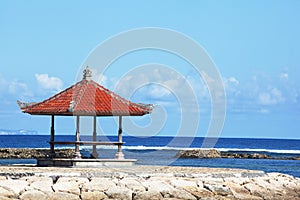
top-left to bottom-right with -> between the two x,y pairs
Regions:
79,145 -> 300,154
216,148 -> 300,154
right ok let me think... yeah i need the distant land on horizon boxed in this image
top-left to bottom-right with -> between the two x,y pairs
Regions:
0,129 -> 38,135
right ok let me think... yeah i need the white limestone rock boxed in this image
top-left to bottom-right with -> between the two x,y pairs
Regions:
196,180 -> 204,188
142,179 -> 196,199
161,188 -> 197,200
82,177 -> 116,192
0,186 -> 17,199
30,180 -> 54,194
267,179 -> 287,195
267,172 -> 294,180
20,190 -> 48,200
21,176 -> 53,184
35,172 -> 81,177
142,180 -> 174,192
56,177 -> 89,185
53,181 -> 80,195
182,186 -> 214,199
0,179 -> 29,195
112,172 -> 128,180
133,190 -> 163,200
169,179 -> 198,189
48,192 -> 80,200
105,186 -> 132,200
202,177 -> 224,184
203,182 -> 232,196
223,177 -> 251,185
81,191 -> 107,200
243,182 -> 267,199
0,197 -> 19,200
225,182 -> 255,200
119,178 -> 146,192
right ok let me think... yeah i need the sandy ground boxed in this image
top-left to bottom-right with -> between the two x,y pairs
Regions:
0,164 -> 261,176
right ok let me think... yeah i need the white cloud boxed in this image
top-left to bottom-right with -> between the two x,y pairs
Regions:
0,74 -> 6,83
258,93 -> 272,105
148,85 -> 171,98
259,108 -> 270,114
112,66 -> 200,114
201,70 -> 225,100
223,76 -> 240,97
8,80 -> 31,96
0,74 -> 32,98
258,88 -> 285,105
271,88 -> 283,98
186,75 -> 210,99
280,73 -> 288,81
98,66 -> 298,117
35,74 -> 63,92
0,74 -> 33,108
0,75 -> 8,92
226,77 -> 239,85
97,74 -> 107,86
86,68 -> 108,86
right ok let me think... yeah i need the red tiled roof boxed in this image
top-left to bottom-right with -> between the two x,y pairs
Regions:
18,79 -> 153,116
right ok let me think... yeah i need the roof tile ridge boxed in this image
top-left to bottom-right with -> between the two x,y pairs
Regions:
71,80 -> 89,112
21,81 -> 81,111
89,80 -> 152,113
89,80 -> 132,105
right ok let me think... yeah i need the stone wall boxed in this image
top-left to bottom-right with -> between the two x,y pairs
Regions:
0,166 -> 299,199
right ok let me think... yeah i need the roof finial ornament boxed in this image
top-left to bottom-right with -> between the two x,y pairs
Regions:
83,66 -> 92,80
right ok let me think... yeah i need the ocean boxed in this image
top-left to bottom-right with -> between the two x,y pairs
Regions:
0,135 -> 299,177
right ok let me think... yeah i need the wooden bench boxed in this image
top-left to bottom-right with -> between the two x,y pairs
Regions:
49,141 -> 124,146
49,141 -> 125,159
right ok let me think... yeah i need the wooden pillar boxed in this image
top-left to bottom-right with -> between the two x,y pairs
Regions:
74,115 -> 82,158
115,116 -> 124,159
50,115 -> 55,157
91,116 -> 98,158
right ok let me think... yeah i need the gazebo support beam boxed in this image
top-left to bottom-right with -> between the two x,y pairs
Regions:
91,116 -> 98,158
74,116 -> 82,158
50,115 -> 55,157
115,116 -> 124,159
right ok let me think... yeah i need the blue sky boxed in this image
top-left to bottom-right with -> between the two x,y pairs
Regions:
0,1 -> 299,139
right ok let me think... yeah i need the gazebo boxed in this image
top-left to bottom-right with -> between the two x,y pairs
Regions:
18,67 -> 153,166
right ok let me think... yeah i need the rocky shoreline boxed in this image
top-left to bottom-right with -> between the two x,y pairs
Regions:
0,148 -> 300,160
0,165 -> 299,199
0,148 -> 75,159
1,148 -> 300,161
176,149 -> 300,160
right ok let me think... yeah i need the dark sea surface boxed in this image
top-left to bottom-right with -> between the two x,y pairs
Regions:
0,135 -> 299,177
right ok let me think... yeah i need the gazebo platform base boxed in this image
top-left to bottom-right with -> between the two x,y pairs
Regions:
37,158 -> 137,167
